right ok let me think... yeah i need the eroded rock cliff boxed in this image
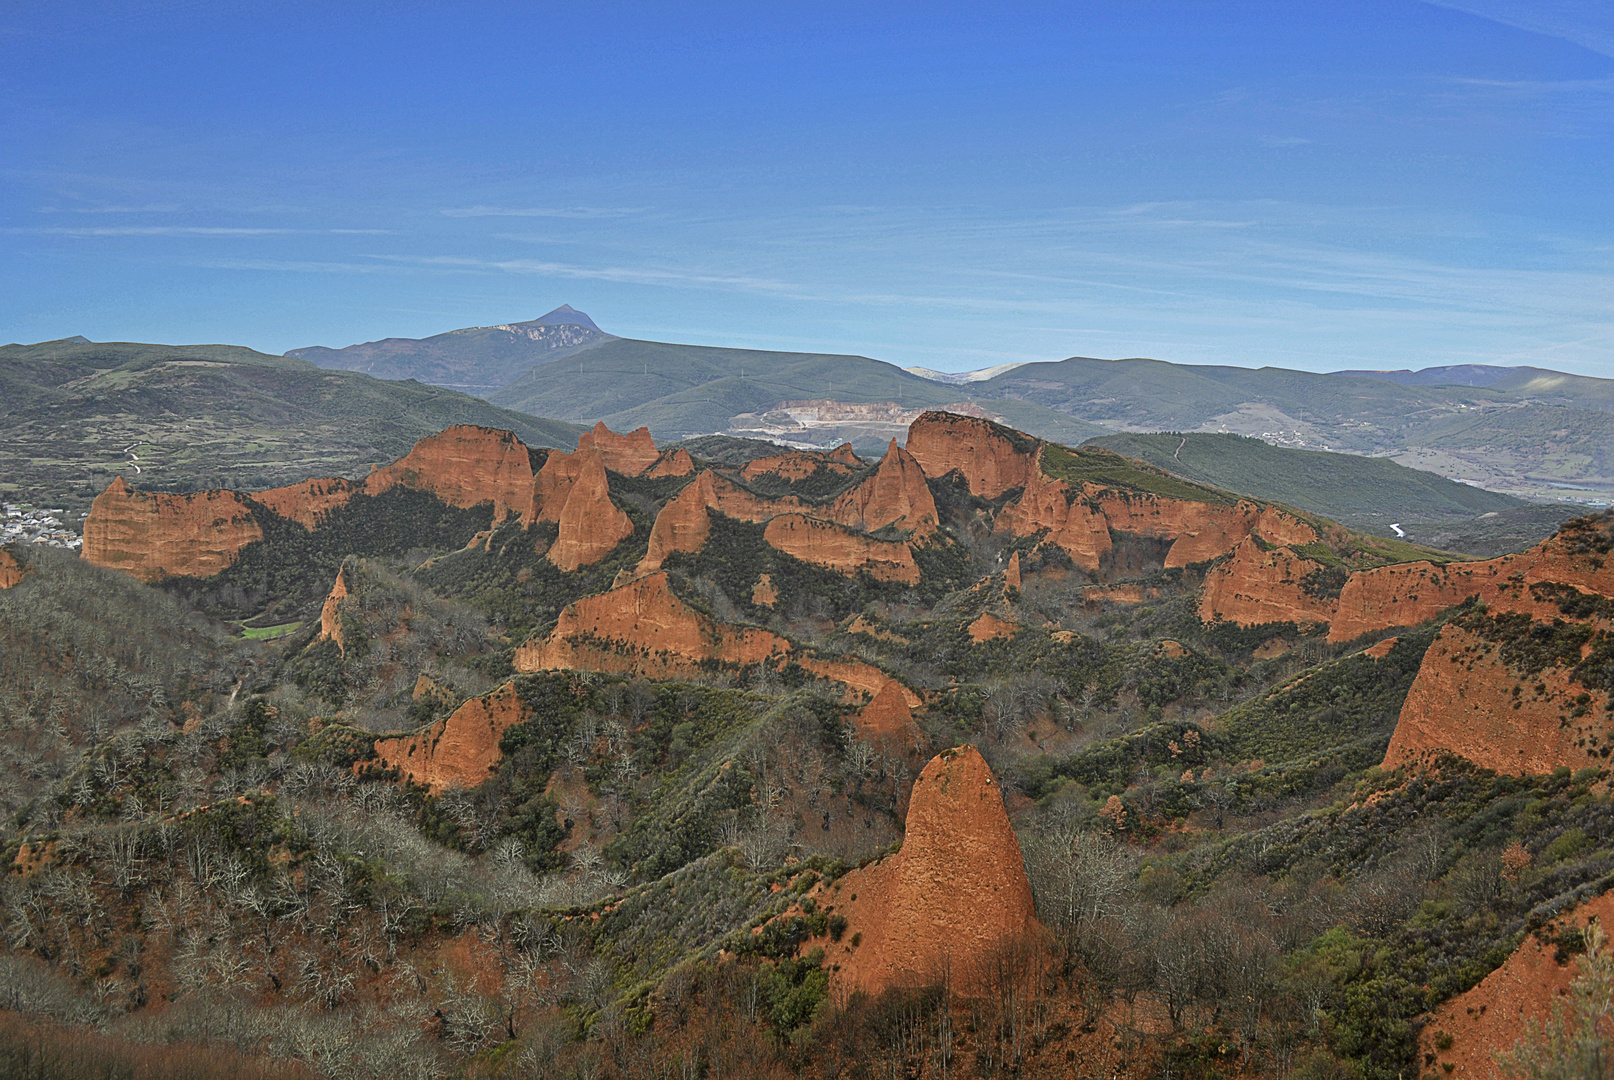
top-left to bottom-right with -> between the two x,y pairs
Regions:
906,412 -> 1038,498
0,549 -> 25,590
828,440 -> 938,537
740,444 -> 862,482
803,745 -> 1040,996
577,421 -> 660,476
545,448 -> 635,572
251,477 -> 364,529
372,682 -> 529,793
366,425 -> 536,523
762,514 -> 920,584
83,477 -> 264,583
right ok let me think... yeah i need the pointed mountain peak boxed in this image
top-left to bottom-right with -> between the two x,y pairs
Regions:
532,305 -> 602,332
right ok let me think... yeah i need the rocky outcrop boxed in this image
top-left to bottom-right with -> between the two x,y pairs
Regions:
1383,622 -> 1610,775
638,471 -> 808,573
83,477 -> 264,583
763,514 -> 920,584
1420,891 -> 1614,1080
366,425 -> 536,523
513,572 -> 790,678
318,566 -> 350,653
751,573 -> 778,607
805,745 -> 1039,995
0,549 -> 25,590
906,412 -> 1038,498
545,448 -> 635,572
372,682 -> 529,793
855,679 -> 921,746
994,468 -> 1113,571
828,440 -> 938,537
797,656 -> 922,707
1004,551 -> 1021,591
967,612 -> 1019,642
740,444 -> 862,482
646,448 -> 695,478
251,477 -> 363,529
1197,537 -> 1335,628
577,421 -> 660,476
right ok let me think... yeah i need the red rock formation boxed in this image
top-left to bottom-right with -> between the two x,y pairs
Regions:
577,421 -> 660,476
372,682 -> 529,793
0,549 -> 25,590
318,566 -> 350,653
855,679 -> 921,747
83,477 -> 264,583
646,448 -> 695,478
828,440 -> 938,537
545,448 -> 634,572
513,572 -> 790,678
806,745 -> 1040,995
638,472 -> 717,573
1005,551 -> 1021,591
1383,622 -> 1609,775
366,425 -> 536,523
797,656 -> 922,707
994,468 -> 1113,571
763,514 -> 921,584
906,412 -> 1039,498
741,444 -> 863,482
251,477 -> 363,529
751,573 -> 778,607
1197,537 -> 1335,628
967,612 -> 1019,642
1420,891 -> 1614,1080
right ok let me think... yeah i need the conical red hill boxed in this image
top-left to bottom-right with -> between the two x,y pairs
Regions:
811,744 -> 1039,996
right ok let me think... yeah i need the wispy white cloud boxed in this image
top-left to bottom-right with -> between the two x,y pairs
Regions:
1422,0 -> 1614,59
439,206 -> 647,219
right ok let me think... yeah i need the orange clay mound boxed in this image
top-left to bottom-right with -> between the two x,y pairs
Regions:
854,680 -> 921,746
366,424 -> 536,523
968,612 -> 1019,642
1382,622 -> 1610,775
807,745 -> 1040,996
251,476 -> 364,529
1420,891 -> 1614,1080
83,477 -> 264,583
512,572 -> 790,678
545,448 -> 634,572
646,448 -> 695,478
741,444 -> 863,482
906,411 -> 1038,498
0,549 -> 25,590
577,421 -> 660,476
762,514 -> 920,584
372,681 -> 529,793
828,440 -> 938,537
318,566 -> 350,652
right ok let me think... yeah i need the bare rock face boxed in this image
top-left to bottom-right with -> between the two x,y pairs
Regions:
855,679 -> 920,746
577,421 -> 660,477
809,745 -> 1039,996
372,682 -> 529,793
1419,891 -> 1614,1080
741,444 -> 863,481
250,477 -> 364,530
1004,551 -> 1021,591
366,425 -> 536,524
967,612 -> 1019,642
797,656 -> 923,706
762,514 -> 921,584
318,566 -> 350,653
512,572 -> 791,678
994,468 -> 1113,571
906,412 -> 1038,498
1383,622 -> 1607,775
645,448 -> 695,478
0,549 -> 25,590
1197,536 -> 1335,629
751,573 -> 778,607
829,440 -> 938,537
83,477 -> 264,583
545,448 -> 634,572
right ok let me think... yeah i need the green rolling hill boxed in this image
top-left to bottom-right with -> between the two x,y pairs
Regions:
0,338 -> 584,512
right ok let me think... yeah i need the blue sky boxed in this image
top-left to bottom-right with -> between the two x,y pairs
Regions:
3,1 -> 1611,375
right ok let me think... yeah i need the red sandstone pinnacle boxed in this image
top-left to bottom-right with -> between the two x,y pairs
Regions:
646,448 -> 695,478
905,412 -> 1038,498
318,565 -> 350,653
811,745 -> 1039,996
828,440 -> 938,537
372,682 -> 529,793
577,421 -> 660,477
83,476 -> 265,583
854,679 -> 921,747
545,448 -> 634,572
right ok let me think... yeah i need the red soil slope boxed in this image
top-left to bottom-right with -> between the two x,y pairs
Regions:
1420,891 -> 1614,1080
372,682 -> 529,793
0,549 -> 26,589
803,745 -> 1040,996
